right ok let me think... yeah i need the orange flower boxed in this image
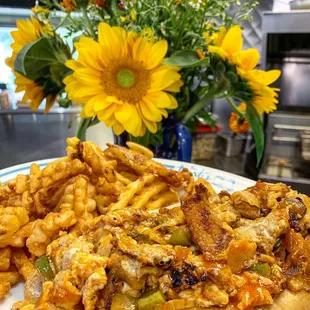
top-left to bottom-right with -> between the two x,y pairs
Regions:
89,0 -> 108,7
229,103 -> 250,134
60,0 -> 76,12
196,49 -> 204,59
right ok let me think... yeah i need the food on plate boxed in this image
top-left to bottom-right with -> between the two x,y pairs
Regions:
0,138 -> 310,309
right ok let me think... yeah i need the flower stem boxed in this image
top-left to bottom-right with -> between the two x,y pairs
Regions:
81,7 -> 96,39
227,97 -> 244,120
55,13 -> 70,31
182,78 -> 229,124
76,117 -> 91,141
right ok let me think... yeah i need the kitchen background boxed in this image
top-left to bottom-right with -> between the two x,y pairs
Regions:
1,0 -> 310,194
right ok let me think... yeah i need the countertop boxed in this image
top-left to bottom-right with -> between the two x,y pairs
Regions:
193,153 -> 246,177
0,107 -> 82,115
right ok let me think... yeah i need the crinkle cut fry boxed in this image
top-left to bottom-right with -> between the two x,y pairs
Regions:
0,269 -> 20,285
66,137 -> 116,183
12,299 -> 36,310
129,180 -> 175,209
0,246 -> 20,297
26,208 -> 77,256
54,175 -> 96,216
0,282 -> 11,300
29,157 -> 86,195
0,181 -> 15,202
0,207 -> 29,243
0,221 -> 35,249
108,174 -> 155,211
11,249 -> 36,280
0,248 -> 11,271
105,143 -> 187,187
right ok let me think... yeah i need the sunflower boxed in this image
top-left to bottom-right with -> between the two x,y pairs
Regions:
64,22 -> 183,136
207,25 -> 242,63
236,50 -> 281,115
15,74 -> 57,112
206,25 -> 261,70
229,103 -> 250,134
206,25 -> 281,115
5,16 -> 45,69
6,16 -> 59,113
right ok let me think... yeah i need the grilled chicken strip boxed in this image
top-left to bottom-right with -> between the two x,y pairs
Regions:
182,184 -> 234,260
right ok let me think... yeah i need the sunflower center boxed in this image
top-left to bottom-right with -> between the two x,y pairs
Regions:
101,57 -> 150,104
117,69 -> 136,88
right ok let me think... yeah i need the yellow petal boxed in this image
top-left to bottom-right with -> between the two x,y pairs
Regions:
44,95 -> 56,114
123,105 -> 142,136
143,117 -> 157,133
113,122 -> 125,135
136,104 -> 157,134
140,99 -> 162,122
260,70 -> 281,85
145,40 -> 168,70
127,31 -> 139,56
104,115 -> 117,127
145,91 -> 173,109
237,48 -> 260,71
164,79 -> 184,92
63,74 -> 76,86
159,108 -> 168,118
5,56 -> 14,69
167,94 -> 178,109
149,68 -> 182,92
132,37 -> 152,64
97,104 -> 118,121
114,102 -> 133,123
221,25 -> 243,56
214,26 -> 227,46
98,22 -> 123,59
113,27 -> 128,57
71,85 -> 104,100
208,46 -> 227,60
29,96 -> 43,110
203,31 -> 212,45
74,68 -> 102,85
65,60 -> 82,71
75,37 -> 108,69
247,70 -> 281,86
88,93 -> 110,112
82,101 -> 96,118
106,96 -> 124,105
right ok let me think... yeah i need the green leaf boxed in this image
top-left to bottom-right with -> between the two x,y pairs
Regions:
58,97 -> 72,108
182,77 -> 230,124
164,51 -> 210,68
216,62 -> 226,73
14,37 -> 57,81
67,120 -> 73,129
226,72 -> 238,84
246,104 -> 264,166
199,111 -> 216,129
76,118 -> 92,141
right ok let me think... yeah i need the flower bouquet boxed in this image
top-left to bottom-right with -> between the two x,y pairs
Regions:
6,0 -> 280,163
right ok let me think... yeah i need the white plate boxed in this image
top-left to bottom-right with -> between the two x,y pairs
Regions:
0,158 -> 255,308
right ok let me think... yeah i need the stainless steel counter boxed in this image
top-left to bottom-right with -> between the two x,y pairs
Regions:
0,107 -> 82,115
0,108 -> 81,169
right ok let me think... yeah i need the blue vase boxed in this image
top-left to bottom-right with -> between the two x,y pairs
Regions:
156,115 -> 192,162
113,115 -> 192,162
